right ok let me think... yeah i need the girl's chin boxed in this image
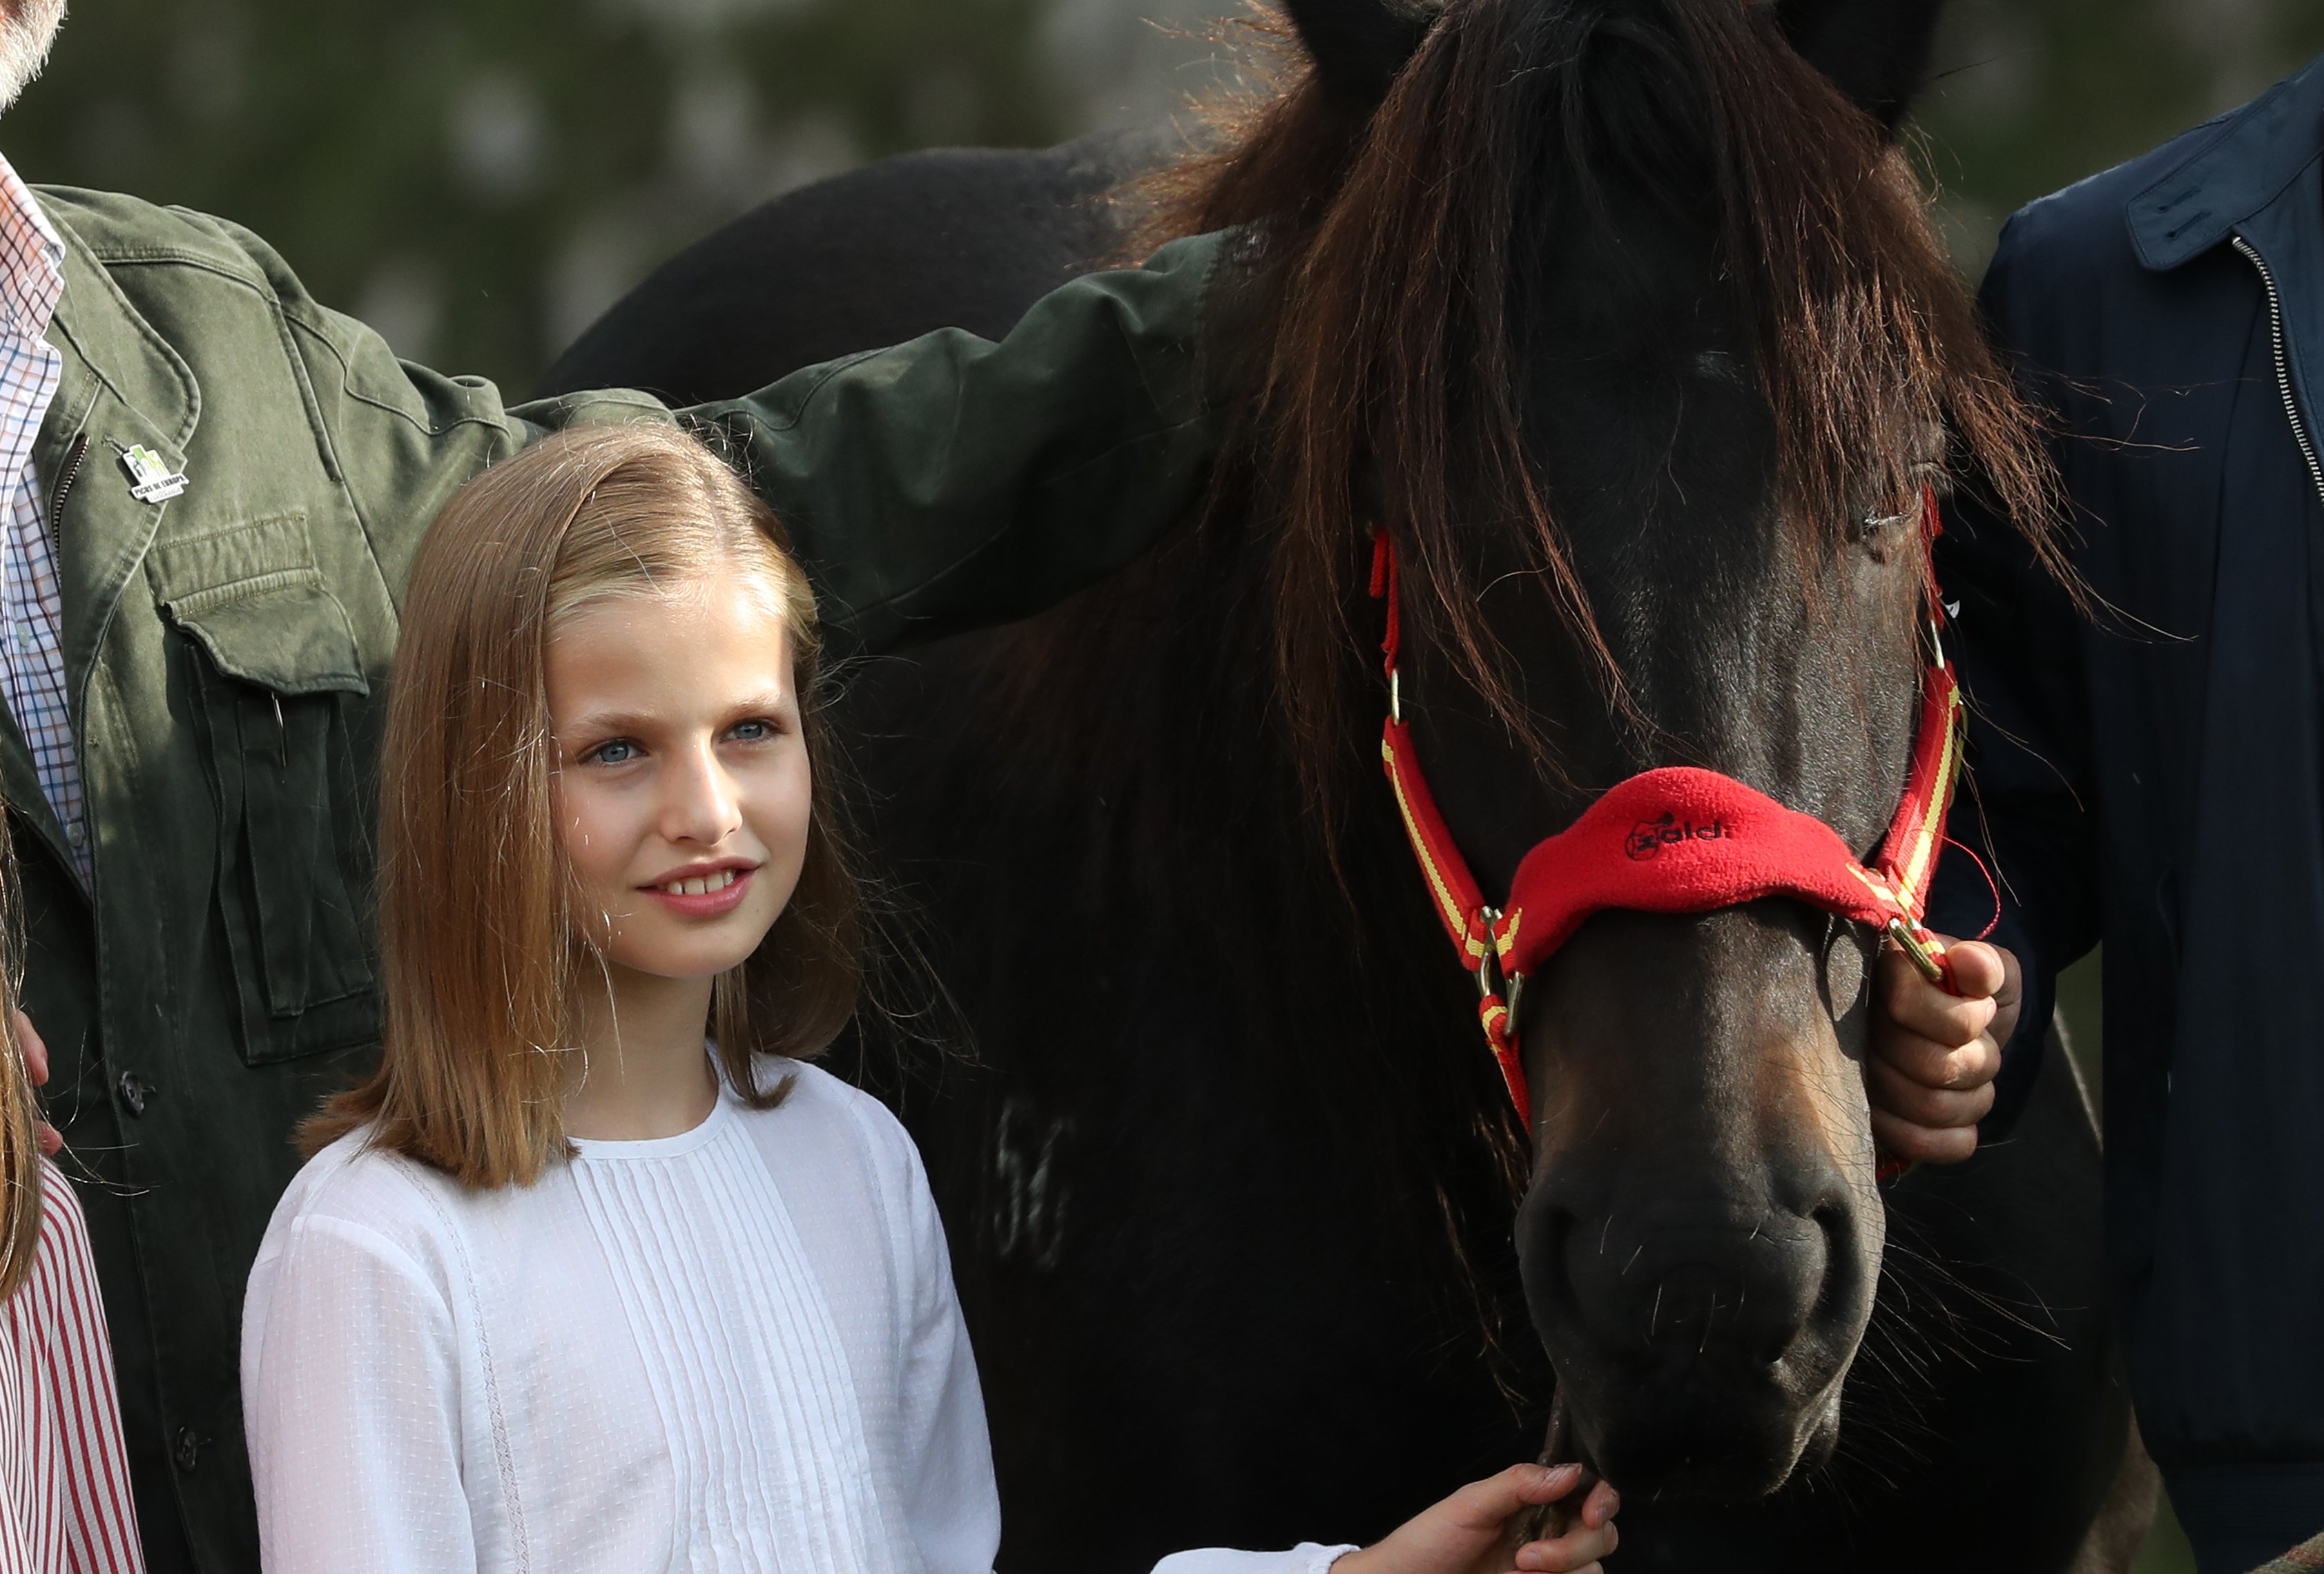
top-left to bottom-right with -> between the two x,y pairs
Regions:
599,920 -> 783,984
606,959 -> 756,985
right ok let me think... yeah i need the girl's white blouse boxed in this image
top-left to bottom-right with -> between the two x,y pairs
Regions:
242,1062 -> 1352,1574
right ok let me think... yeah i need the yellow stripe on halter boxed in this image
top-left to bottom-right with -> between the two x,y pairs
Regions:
1890,690 -> 1965,912
1383,736 -> 1482,959
1846,862 -> 1907,915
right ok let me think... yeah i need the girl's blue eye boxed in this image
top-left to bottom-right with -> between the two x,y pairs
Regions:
730,719 -> 775,742
590,740 -> 640,765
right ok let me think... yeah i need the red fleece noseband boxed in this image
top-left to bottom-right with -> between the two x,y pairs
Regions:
1372,487 -> 1964,1133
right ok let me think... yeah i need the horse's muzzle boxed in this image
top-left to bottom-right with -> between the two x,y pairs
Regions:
1516,1162 -> 1877,1499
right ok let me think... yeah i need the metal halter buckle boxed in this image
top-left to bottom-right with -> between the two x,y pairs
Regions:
1474,907 -> 1526,1024
1886,917 -> 1948,986
1474,906 -> 1503,999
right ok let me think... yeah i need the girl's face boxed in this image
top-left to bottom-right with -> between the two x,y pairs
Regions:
547,573 -> 810,984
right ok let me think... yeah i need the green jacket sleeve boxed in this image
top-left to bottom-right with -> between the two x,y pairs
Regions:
667,231 -> 1228,657
230,212 -> 1228,659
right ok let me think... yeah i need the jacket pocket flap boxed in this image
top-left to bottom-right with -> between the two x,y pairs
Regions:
150,511 -> 370,696
164,579 -> 369,696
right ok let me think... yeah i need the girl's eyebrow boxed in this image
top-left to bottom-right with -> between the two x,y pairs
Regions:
558,708 -> 661,737
556,692 -> 793,737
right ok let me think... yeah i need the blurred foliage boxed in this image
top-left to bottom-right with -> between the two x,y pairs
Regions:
4,0 -> 2318,394
1,0 -> 1073,389
1915,0 -> 2324,277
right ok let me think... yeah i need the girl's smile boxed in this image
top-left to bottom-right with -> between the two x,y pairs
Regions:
642,859 -> 760,917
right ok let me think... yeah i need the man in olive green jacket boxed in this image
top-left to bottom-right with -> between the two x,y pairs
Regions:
0,38 -> 1225,1574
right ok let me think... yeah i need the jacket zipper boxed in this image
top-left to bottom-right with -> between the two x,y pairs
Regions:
46,429 -> 88,544
2232,235 -> 2324,518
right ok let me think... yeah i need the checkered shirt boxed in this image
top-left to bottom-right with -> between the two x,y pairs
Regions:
0,157 -> 79,882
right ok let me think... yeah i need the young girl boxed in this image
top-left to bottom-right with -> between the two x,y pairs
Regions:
0,819 -> 144,1573
240,424 -> 1615,1574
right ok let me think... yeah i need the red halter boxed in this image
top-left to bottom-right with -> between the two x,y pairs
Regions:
1372,486 -> 1964,1130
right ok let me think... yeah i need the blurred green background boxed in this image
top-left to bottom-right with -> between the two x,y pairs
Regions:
6,0 -> 2320,1567
1919,0 -> 2324,275
12,0 -> 2316,394
4,0 -> 2316,395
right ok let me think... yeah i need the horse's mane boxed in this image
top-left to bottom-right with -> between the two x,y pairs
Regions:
1136,0 -> 2063,809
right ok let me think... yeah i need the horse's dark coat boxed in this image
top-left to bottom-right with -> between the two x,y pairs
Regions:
542,129 -> 1169,403
540,3 -> 2127,1568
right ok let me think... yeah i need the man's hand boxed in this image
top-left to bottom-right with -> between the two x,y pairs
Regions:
1333,1463 -> 1619,1574
14,1009 -> 62,1157
1868,937 -> 2020,1165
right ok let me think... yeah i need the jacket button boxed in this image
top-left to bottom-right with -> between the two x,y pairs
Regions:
115,1071 -> 151,1118
173,1428 -> 200,1473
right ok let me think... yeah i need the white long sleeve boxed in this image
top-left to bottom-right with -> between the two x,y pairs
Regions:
243,1216 -> 476,1573
883,1124 -> 1003,1567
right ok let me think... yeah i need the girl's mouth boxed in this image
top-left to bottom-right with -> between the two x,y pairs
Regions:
642,865 -> 756,917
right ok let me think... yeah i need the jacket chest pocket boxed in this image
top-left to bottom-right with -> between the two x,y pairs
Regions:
154,514 -> 380,1065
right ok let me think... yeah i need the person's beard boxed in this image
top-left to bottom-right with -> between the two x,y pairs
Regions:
0,0 -> 63,117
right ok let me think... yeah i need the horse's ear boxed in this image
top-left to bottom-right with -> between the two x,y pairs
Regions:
1280,0 -> 1433,115
1773,0 -> 1949,134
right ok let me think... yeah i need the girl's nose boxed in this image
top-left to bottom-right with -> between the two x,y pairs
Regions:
661,742 -> 742,844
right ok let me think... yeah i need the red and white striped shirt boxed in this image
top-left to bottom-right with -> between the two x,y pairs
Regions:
0,1160 -> 144,1573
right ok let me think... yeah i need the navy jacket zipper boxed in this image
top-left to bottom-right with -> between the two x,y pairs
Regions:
2233,235 -> 2324,516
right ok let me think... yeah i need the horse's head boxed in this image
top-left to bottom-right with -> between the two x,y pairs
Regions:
1184,0 -> 2058,1501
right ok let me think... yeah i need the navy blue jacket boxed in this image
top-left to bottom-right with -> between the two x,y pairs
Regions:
1924,53 -> 2324,1467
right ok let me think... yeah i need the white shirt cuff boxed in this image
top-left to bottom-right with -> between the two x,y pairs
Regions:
1150,1544 -> 1362,1574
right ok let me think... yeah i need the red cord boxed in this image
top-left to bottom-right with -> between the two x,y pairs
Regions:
1942,835 -> 2002,942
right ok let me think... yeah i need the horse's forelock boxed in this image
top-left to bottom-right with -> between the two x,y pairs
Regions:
1140,0 -> 2063,820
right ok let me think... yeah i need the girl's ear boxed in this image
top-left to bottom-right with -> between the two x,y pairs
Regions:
1281,0 -> 1435,116
1774,0 -> 1949,135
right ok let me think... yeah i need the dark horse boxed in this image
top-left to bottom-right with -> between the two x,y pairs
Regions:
544,2 -> 2142,1568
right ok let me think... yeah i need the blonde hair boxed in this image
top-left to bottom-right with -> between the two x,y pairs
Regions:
307,422 -> 862,1187
0,815 -> 39,1300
